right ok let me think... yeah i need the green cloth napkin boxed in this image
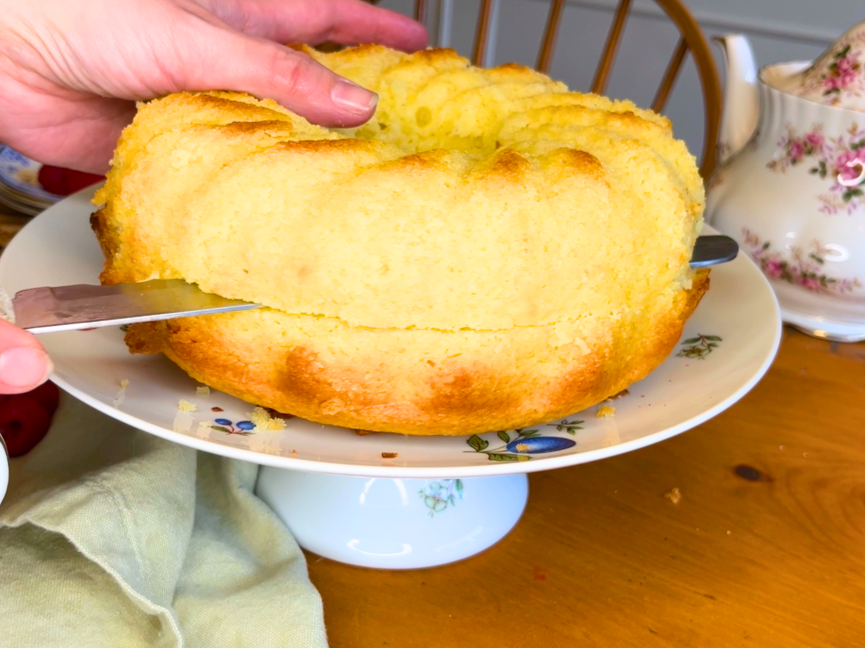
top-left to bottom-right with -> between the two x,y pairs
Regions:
0,395 -> 329,648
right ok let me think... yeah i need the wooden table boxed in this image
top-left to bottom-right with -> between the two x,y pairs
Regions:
307,321 -> 865,646
2,204 -> 863,647
0,213 -> 30,254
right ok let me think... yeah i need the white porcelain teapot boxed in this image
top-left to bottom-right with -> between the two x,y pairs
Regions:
707,24 -> 865,342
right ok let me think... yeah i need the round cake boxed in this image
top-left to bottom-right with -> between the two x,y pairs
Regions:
91,44 -> 709,436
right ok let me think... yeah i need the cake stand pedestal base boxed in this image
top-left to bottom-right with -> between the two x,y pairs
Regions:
255,469 -> 528,569
781,307 -> 865,343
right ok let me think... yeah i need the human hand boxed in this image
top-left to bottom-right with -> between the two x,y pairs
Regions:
0,0 -> 427,173
0,316 -> 52,395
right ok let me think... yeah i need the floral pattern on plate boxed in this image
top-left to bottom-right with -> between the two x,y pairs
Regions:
0,146 -> 61,202
418,479 -> 464,517
677,334 -> 722,360
766,123 -> 865,214
464,420 -> 588,462
743,227 -> 862,295
210,417 -> 257,436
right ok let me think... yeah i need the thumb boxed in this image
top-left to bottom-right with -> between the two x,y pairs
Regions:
182,29 -> 378,128
0,319 -> 52,395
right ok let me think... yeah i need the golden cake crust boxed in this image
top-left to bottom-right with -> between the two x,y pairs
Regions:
119,272 -> 708,435
92,44 -> 709,435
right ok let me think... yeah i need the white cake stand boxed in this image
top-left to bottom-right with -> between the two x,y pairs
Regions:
0,189 -> 782,569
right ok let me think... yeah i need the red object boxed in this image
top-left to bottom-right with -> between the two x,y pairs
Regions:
37,165 -> 104,197
0,396 -> 53,457
0,382 -> 61,457
28,381 -> 60,415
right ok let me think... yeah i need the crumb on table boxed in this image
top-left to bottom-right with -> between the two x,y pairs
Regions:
597,405 -> 616,418
665,487 -> 682,505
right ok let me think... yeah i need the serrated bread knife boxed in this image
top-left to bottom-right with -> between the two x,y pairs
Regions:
11,235 -> 738,335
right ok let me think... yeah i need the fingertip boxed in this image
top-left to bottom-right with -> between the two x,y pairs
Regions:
331,79 -> 378,115
0,317 -> 51,394
403,20 -> 430,50
269,50 -> 379,127
379,14 -> 429,52
189,31 -> 380,129
0,345 -> 53,395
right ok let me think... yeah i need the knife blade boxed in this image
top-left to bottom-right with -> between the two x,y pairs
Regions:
688,234 -> 738,268
13,279 -> 261,335
12,235 -> 738,335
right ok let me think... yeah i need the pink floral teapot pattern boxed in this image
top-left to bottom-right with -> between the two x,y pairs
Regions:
788,26 -> 865,109
707,25 -> 865,342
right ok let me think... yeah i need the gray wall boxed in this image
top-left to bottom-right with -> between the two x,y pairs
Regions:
377,0 -> 864,160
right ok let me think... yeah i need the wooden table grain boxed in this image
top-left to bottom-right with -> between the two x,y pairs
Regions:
2,203 -> 863,647
306,327 -> 865,647
0,212 -> 30,253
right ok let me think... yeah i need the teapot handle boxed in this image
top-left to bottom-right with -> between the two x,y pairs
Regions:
713,35 -> 761,165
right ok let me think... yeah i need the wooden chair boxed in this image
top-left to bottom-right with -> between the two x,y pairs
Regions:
375,0 -> 721,178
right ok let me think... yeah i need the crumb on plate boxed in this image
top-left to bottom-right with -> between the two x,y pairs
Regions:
249,406 -> 286,431
597,405 -> 615,418
381,452 -> 398,459
196,386 -> 210,395
113,380 -> 130,408
172,411 -> 194,433
177,399 -> 197,412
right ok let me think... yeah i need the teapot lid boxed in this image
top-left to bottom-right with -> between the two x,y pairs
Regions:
769,20 -> 865,111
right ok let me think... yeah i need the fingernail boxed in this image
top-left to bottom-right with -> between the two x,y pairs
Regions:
331,79 -> 378,114
0,347 -> 52,389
